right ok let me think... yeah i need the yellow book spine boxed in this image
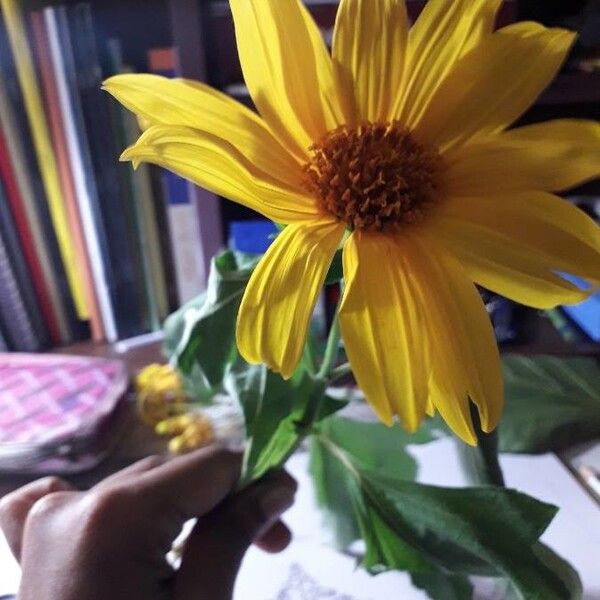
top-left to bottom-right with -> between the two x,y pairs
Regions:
1,0 -> 88,318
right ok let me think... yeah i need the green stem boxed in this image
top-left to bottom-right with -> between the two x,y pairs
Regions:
456,402 -> 505,487
317,312 -> 341,380
303,336 -> 317,376
329,362 -> 352,384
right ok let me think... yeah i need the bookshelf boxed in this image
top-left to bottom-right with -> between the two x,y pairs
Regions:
0,0 -> 597,353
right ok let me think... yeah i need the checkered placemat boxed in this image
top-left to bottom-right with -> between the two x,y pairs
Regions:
0,354 -> 128,445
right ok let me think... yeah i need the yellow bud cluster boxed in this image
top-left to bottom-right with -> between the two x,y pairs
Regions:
155,413 -> 215,455
135,363 -> 188,426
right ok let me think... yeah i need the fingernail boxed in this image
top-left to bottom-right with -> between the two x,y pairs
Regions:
259,486 -> 295,520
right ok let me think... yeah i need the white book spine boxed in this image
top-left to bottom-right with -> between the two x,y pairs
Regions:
168,196 -> 206,304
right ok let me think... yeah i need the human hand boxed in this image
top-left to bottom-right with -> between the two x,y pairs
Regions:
0,447 -> 297,600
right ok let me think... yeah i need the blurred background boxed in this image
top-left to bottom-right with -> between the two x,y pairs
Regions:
0,0 -> 597,352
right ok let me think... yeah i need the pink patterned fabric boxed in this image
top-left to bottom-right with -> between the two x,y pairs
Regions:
0,354 -> 127,446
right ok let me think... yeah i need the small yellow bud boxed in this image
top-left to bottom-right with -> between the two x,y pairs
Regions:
167,414 -> 215,454
155,414 -> 196,437
135,363 -> 188,426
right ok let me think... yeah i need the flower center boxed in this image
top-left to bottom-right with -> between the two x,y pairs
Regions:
303,121 -> 441,232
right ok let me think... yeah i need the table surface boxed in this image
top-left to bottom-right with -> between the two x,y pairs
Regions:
1,311 -> 598,495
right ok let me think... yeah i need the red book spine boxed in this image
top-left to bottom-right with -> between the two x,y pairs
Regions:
0,123 -> 60,343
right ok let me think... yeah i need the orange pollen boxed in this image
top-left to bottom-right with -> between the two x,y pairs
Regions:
302,121 -> 442,232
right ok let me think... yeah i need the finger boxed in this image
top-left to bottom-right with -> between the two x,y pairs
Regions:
94,454 -> 170,491
254,520 -> 292,554
175,471 -> 297,600
0,477 -> 75,561
133,446 -> 242,520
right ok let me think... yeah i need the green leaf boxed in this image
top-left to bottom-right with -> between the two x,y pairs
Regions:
410,570 -> 473,600
500,543 -> 582,600
163,250 -> 259,388
225,363 -> 296,481
162,291 -> 206,358
312,418 -> 577,599
361,473 -> 577,599
309,417 -> 435,550
226,361 -> 339,483
325,248 -> 343,284
528,543 -> 582,600
500,355 -> 600,453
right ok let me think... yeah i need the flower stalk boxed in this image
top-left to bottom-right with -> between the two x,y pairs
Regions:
455,401 -> 505,487
317,311 -> 342,380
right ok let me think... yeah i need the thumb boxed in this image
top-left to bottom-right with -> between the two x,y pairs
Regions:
175,471 -> 297,600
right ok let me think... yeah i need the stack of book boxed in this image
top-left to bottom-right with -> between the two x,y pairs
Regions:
0,0 -> 210,351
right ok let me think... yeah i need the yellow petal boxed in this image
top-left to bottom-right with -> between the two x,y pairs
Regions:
338,231 -> 429,431
444,119 -> 600,195
400,233 -> 503,443
414,23 -> 576,152
332,0 -> 409,122
229,0 -> 345,159
432,192 -> 600,308
103,74 -> 302,189
395,0 -> 502,125
236,220 -> 344,379
121,125 -> 318,224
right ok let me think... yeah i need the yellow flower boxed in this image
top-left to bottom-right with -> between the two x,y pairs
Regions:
104,0 -> 600,445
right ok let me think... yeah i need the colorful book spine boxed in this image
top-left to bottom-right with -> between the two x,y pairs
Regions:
148,47 -> 207,305
29,10 -> 103,341
0,116 -> 59,344
0,0 -> 88,319
0,17 -> 70,344
0,169 -> 49,348
0,180 -> 42,352
45,6 -> 118,342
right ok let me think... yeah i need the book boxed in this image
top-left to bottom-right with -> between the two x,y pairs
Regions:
0,0 -> 88,319
0,179 -> 42,352
0,172 -> 48,350
120,87 -> 169,328
29,9 -> 104,341
148,47 -> 207,305
0,125 -> 50,348
0,17 -> 70,344
66,4 -> 146,340
104,38 -> 151,334
149,165 -> 179,314
0,119 -> 53,345
46,6 -> 119,342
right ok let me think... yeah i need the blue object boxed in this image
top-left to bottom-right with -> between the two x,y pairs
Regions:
230,220 -> 279,254
560,274 -> 600,342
